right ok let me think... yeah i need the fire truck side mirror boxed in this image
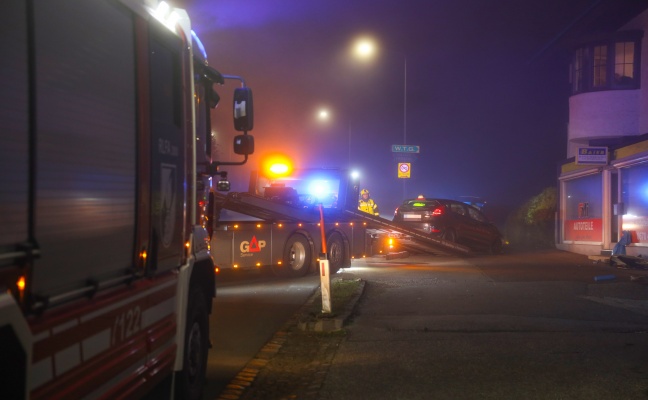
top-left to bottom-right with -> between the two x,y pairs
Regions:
233,87 -> 254,131
234,134 -> 254,155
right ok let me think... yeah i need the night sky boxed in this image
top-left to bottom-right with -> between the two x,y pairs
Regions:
173,0 -> 595,217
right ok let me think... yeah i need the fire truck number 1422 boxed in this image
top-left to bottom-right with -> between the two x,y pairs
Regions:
112,306 -> 142,345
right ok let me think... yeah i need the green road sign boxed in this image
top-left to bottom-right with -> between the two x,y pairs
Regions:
391,144 -> 420,153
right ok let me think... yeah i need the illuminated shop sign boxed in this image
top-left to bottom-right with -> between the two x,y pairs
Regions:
576,147 -> 608,165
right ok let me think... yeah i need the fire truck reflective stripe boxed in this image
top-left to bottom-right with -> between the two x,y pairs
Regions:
29,276 -> 178,396
32,279 -> 176,361
52,318 -> 78,334
147,317 -> 176,352
33,330 -> 49,342
31,358 -> 53,391
54,344 -> 80,376
142,296 -> 175,327
85,356 -> 148,400
80,278 -> 176,323
32,315 -> 177,399
29,275 -> 176,336
100,338 -> 177,399
82,329 -> 111,361
32,331 -> 148,398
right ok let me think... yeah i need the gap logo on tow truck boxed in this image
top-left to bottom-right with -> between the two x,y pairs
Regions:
240,236 -> 267,255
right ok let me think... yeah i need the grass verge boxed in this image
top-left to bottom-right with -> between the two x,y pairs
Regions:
303,278 -> 363,320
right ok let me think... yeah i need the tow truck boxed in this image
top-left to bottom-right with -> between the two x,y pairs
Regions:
208,163 -> 472,278
1,0 -> 253,398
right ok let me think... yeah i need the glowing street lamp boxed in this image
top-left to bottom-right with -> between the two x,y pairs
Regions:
352,37 -> 377,60
318,108 -> 330,121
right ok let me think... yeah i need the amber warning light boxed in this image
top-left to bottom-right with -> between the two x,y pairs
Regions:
261,153 -> 293,178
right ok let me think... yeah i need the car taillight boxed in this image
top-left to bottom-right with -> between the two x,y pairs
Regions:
432,207 -> 444,216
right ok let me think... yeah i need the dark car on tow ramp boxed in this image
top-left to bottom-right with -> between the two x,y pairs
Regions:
393,197 -> 503,253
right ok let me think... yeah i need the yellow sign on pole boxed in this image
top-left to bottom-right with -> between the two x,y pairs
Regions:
398,163 -> 411,178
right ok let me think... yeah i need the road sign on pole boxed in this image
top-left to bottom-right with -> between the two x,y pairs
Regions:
392,144 -> 420,153
398,162 -> 411,178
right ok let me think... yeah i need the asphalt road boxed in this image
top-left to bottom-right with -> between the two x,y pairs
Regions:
322,250 -> 648,399
203,270 -> 320,398
203,249 -> 648,399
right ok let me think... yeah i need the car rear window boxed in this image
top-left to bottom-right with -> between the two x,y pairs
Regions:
403,200 -> 440,207
449,203 -> 467,215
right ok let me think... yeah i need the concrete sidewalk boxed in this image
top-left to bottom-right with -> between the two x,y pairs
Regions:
217,250 -> 648,400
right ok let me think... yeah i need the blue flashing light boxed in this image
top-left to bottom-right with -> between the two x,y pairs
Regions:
308,180 -> 330,200
191,30 -> 208,60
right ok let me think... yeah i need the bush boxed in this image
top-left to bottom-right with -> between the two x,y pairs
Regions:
505,187 -> 556,249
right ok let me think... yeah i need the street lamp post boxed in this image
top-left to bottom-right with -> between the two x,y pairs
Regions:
402,57 -> 407,199
353,37 -> 408,199
403,57 -> 407,146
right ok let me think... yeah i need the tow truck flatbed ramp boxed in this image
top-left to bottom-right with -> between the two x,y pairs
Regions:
211,191 -> 472,256
341,210 -> 472,256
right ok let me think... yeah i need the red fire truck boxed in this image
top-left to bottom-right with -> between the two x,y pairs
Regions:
0,0 -> 253,398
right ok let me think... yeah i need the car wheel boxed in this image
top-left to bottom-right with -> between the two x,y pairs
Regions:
282,233 -> 312,277
442,229 -> 456,243
327,232 -> 345,274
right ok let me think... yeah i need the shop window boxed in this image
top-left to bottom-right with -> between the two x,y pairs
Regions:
563,174 -> 602,242
621,163 -> 648,244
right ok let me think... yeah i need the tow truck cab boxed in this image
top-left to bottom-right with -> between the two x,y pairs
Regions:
250,168 -> 361,211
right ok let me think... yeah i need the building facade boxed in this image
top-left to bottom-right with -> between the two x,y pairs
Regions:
558,8 -> 648,256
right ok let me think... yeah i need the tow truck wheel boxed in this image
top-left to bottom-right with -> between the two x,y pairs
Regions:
327,232 -> 345,274
283,234 -> 311,278
175,288 -> 209,400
